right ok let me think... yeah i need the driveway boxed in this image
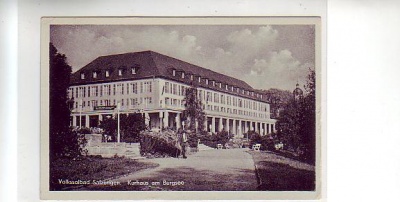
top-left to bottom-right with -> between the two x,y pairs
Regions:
79,148 -> 258,191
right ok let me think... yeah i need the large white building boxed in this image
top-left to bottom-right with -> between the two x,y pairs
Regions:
68,51 -> 276,137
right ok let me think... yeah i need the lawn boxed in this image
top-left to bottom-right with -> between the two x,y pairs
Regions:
50,156 -> 159,190
82,167 -> 257,191
249,151 -> 316,191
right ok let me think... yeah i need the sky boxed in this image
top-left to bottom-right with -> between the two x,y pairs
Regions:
50,25 -> 315,91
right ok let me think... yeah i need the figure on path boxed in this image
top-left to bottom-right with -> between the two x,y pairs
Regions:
177,128 -> 188,159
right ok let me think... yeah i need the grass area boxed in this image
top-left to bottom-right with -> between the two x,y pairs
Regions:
81,167 -> 257,191
50,156 -> 159,190
249,151 -> 315,191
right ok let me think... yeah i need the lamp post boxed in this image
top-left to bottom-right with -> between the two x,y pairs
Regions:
117,102 -> 120,143
79,99 -> 82,128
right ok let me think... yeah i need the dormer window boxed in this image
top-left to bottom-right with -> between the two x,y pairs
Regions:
206,79 -> 209,85
226,85 -> 228,90
105,70 -> 110,77
181,72 -> 185,79
131,67 -> 137,74
190,75 -> 193,80
172,69 -> 176,76
118,69 -> 123,76
219,83 -> 222,88
212,81 -> 215,86
198,76 -> 201,83
80,73 -> 85,79
92,71 -> 97,78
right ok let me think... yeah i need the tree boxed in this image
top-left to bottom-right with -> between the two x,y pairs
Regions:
99,113 -> 146,143
300,69 -> 316,163
182,86 -> 206,132
121,113 -> 147,143
49,43 -> 82,158
99,117 -> 117,141
276,69 -> 316,164
263,88 -> 292,119
181,86 -> 206,148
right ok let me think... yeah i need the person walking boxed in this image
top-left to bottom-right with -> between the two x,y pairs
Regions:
177,128 -> 188,159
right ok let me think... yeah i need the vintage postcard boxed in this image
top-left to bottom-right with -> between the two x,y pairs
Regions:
41,17 -> 322,200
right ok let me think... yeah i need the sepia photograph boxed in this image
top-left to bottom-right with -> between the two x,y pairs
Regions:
41,17 -> 321,200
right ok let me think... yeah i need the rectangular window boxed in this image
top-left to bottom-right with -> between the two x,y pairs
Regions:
105,70 -> 110,77
149,81 -> 152,93
93,72 -> 97,78
181,85 -> 185,96
113,84 -> 116,95
140,82 -> 143,93
88,87 -> 91,97
173,84 -> 177,95
121,84 -> 124,95
131,68 -> 136,74
118,69 -> 123,76
214,93 -> 219,103
165,82 -> 169,94
80,73 -> 85,79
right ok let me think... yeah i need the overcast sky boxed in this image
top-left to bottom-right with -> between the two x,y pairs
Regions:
50,25 -> 315,91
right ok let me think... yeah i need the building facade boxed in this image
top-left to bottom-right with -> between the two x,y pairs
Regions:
68,51 -> 276,137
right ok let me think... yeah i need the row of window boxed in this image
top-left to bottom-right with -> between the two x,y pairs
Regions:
74,97 -> 153,109
69,81 -> 152,98
163,81 -> 269,112
171,69 -> 264,99
205,104 -> 268,118
80,67 -> 139,80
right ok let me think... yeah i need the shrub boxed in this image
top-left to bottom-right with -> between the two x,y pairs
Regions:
247,131 -> 262,148
139,130 -> 181,158
197,130 -> 234,148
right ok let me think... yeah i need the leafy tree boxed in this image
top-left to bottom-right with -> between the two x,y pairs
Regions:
99,113 -> 146,143
181,86 -> 206,148
49,43 -> 82,158
99,117 -> 117,141
276,69 -> 316,164
263,88 -> 292,119
300,69 -> 316,163
121,113 -> 147,143
182,86 -> 206,132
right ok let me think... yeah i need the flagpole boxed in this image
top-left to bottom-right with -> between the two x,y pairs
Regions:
117,102 -> 120,143
79,99 -> 82,128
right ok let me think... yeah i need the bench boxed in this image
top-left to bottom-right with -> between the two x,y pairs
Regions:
252,144 -> 261,151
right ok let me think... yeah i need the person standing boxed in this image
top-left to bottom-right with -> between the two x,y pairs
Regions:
177,128 -> 188,159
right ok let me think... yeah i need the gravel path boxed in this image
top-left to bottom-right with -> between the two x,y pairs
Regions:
79,148 -> 258,191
